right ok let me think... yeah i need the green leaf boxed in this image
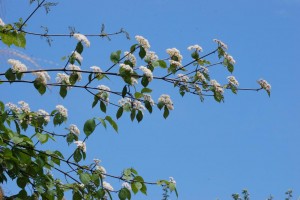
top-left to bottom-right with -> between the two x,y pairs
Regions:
34,80 -> 46,95
139,46 -> 146,59
76,42 -> 83,54
92,96 -> 99,108
73,148 -> 82,163
130,109 -> 136,121
16,32 -> 26,48
140,183 -> 147,195
130,44 -> 138,52
79,173 -> 91,185
131,182 -> 138,194
141,76 -> 149,87
163,106 -> 169,119
105,116 -> 118,132
157,102 -> 164,110
144,101 -> 152,113
191,51 -> 199,59
158,60 -> 167,68
98,118 -> 107,129
116,107 -> 124,119
134,182 -> 142,190
59,85 -> 67,98
73,191 -> 82,200
110,50 -> 121,64
141,88 -> 152,93
36,133 -> 48,144
134,92 -> 143,99
5,68 -> 16,82
83,118 -> 96,136
69,73 -> 79,85
17,177 -> 28,188
100,101 -> 107,113
227,63 -> 234,73
136,110 -> 143,123
122,85 -> 127,98
118,188 -> 128,200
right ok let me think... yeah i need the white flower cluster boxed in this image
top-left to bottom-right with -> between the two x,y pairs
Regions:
139,66 -> 153,82
93,158 -> 101,164
96,165 -> 107,178
90,66 -> 102,77
8,59 -> 27,73
73,33 -> 90,47
169,60 -> 182,67
97,85 -> 110,103
56,73 -> 70,85
132,100 -> 145,111
143,94 -> 155,106
68,64 -> 82,81
166,48 -> 183,63
187,44 -> 203,52
18,101 -> 31,113
56,105 -> 68,118
120,63 -> 133,73
158,94 -> 174,110
210,79 -> 224,94
145,51 -> 158,62
5,102 -> 21,113
103,181 -> 114,191
69,124 -> 80,135
71,51 -> 83,62
201,66 -> 209,74
135,35 -> 150,50
74,141 -> 86,152
177,74 -> 189,83
213,39 -> 228,50
0,18 -> 5,26
196,71 -> 206,82
33,71 -> 50,85
124,51 -> 137,66
227,76 -> 239,86
257,79 -> 271,92
169,177 -> 176,185
122,182 -> 131,190
194,84 -> 202,94
224,53 -> 236,64
118,98 -> 145,111
36,109 -> 50,123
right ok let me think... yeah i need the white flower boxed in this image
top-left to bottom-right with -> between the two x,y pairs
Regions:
8,59 -> 27,73
69,124 -> 80,135
210,79 -> 224,94
122,182 -> 131,190
103,181 -> 113,191
145,51 -> 159,62
224,53 -> 236,64
5,102 -> 21,113
68,64 -> 82,81
139,66 -> 153,82
166,48 -> 183,63
130,77 -> 138,86
119,98 -> 132,111
227,76 -> 239,86
97,85 -> 110,103
0,18 -> 5,26
257,79 -> 271,93
56,105 -> 68,118
56,73 -> 70,85
33,71 -> 50,85
213,39 -> 228,50
71,51 -> 83,62
196,71 -> 206,82
73,33 -> 90,47
79,183 -> 85,189
74,141 -> 87,152
96,165 -> 106,178
18,101 -> 30,113
201,66 -> 209,74
93,158 -> 101,164
135,35 -> 150,50
177,74 -> 189,83
143,94 -> 155,106
90,66 -> 102,73
124,51 -> 137,66
169,60 -> 182,67
120,63 -> 133,73
187,44 -> 203,52
194,84 -> 202,94
169,177 -> 176,185
158,94 -> 174,110
132,100 -> 145,111
36,109 -> 50,123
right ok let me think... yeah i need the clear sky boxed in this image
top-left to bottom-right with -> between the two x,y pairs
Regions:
0,0 -> 300,199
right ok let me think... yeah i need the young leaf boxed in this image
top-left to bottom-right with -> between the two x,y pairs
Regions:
79,173 -> 91,185
110,50 -> 121,64
59,85 -> 67,98
100,101 -> 107,113
141,88 -> 152,93
83,118 -> 96,136
105,116 -> 118,132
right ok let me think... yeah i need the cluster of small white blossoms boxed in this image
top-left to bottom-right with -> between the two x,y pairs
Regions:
169,177 -> 176,185
124,51 -> 137,66
120,63 -> 133,73
177,74 -> 189,83
196,71 -> 206,82
145,51 -> 159,62
68,64 -> 82,81
97,85 -> 110,103
210,79 -> 224,94
95,165 -> 107,179
122,182 -> 131,190
8,59 -> 27,73
143,94 -> 155,106
187,44 -> 203,52
71,51 -> 83,62
73,33 -> 90,47
36,109 -> 50,123
118,98 -> 145,111
257,79 -> 271,92
90,66 -> 102,73
103,181 -> 114,191
158,94 -> 174,110
227,76 -> 239,86
5,102 -> 21,113
194,84 -> 202,94
56,73 -> 70,85
0,18 -> 5,26
132,100 -> 146,111
139,66 -> 153,82
18,101 -> 31,113
224,53 -> 236,64
213,39 -> 228,50
169,60 -> 182,67
135,35 -> 150,50
166,48 -> 183,63
56,105 -> 68,118
69,124 -> 80,135
74,141 -> 86,152
33,71 -> 50,85
201,66 -> 209,74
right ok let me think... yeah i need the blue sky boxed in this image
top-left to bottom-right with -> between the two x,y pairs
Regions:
1,0 -> 300,199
